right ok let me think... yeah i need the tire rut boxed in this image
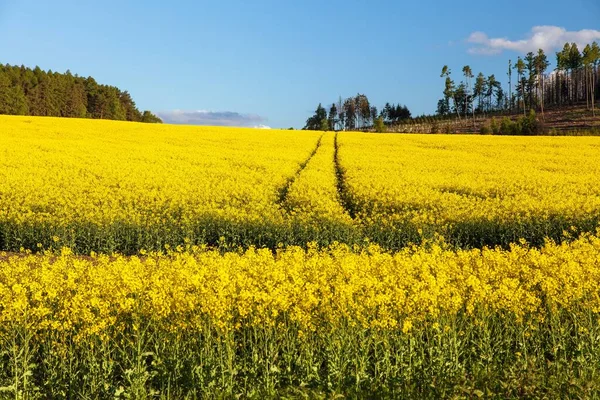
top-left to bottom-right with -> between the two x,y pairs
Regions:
277,134 -> 324,207
334,132 -> 358,219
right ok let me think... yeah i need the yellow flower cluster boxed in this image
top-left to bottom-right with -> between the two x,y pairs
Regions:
338,132 -> 600,230
2,117 -> 600,395
3,116 -> 600,252
0,115 -> 319,232
284,132 -> 352,224
2,234 -> 600,340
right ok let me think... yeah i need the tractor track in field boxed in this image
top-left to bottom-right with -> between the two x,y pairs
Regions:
334,132 -> 358,220
277,134 -> 324,208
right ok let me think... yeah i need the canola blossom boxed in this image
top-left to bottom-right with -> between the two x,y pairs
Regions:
0,116 -> 321,252
2,236 -> 600,397
2,116 -> 600,253
284,133 -> 350,223
3,116 -> 600,397
338,132 -> 600,247
3,236 -> 600,336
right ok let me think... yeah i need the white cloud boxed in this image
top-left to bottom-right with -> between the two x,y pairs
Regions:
156,110 -> 267,127
254,124 -> 271,129
467,26 -> 600,55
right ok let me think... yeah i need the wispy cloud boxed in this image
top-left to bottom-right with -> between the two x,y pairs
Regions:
467,26 -> 600,55
157,110 -> 267,127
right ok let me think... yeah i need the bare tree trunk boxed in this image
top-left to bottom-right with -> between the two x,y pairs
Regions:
508,65 -> 512,114
472,95 -> 475,129
464,78 -> 469,122
593,66 -> 596,117
548,73 -> 552,107
454,95 -> 461,121
556,73 -> 559,106
567,69 -> 571,105
519,74 -> 525,116
540,74 -> 545,120
586,66 -> 590,110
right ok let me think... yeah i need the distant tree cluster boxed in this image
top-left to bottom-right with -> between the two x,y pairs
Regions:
479,111 -> 545,135
0,63 -> 161,122
303,104 -> 328,131
304,94 -> 411,131
437,41 -> 600,120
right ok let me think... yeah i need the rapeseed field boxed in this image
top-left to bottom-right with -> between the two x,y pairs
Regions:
2,115 -> 600,397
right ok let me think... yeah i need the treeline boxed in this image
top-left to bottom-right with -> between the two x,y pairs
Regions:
438,41 -> 600,119
304,94 -> 411,131
0,63 -> 161,122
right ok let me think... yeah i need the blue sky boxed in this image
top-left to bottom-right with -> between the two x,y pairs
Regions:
0,0 -> 599,128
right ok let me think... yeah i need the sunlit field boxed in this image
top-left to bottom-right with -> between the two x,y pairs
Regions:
2,115 -> 600,397
0,116 -> 322,253
339,132 -> 600,248
2,117 -> 600,253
